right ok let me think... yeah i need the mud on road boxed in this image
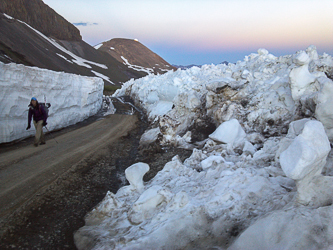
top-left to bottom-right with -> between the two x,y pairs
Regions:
0,100 -> 192,249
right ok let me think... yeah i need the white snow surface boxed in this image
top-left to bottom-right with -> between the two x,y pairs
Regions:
94,43 -> 103,50
75,46 -> 333,249
0,62 -> 103,143
280,120 -> 331,181
209,118 -> 246,146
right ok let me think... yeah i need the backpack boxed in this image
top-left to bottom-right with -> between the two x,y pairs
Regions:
39,103 -> 51,118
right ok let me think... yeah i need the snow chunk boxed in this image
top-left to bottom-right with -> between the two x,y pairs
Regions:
289,51 -> 318,100
209,119 -> 246,146
280,120 -> 330,180
257,48 -> 269,56
139,127 -> 161,146
128,185 -> 170,224
148,101 -> 174,119
200,155 -> 225,170
243,141 -> 256,156
280,120 -> 333,207
125,162 -> 150,192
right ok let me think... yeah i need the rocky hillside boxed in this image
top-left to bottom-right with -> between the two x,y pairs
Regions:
0,13 -> 145,84
96,38 -> 177,74
0,0 -> 174,85
0,0 -> 81,41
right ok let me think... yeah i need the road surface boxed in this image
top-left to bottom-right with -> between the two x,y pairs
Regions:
0,114 -> 138,228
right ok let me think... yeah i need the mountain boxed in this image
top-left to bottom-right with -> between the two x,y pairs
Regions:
0,0 -> 81,41
173,61 -> 229,70
95,38 -> 177,74
0,0 -> 173,85
172,64 -> 202,70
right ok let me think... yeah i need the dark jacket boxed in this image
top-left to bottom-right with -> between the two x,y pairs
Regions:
28,101 -> 47,125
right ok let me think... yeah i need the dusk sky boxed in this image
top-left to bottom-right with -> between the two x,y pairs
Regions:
43,0 -> 333,65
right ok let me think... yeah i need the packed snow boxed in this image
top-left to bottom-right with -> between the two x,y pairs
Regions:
0,62 -> 103,143
74,45 -> 333,249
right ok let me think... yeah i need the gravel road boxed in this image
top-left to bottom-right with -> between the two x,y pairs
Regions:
0,113 -> 140,249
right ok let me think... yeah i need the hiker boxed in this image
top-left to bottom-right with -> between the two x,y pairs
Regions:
26,97 -> 48,147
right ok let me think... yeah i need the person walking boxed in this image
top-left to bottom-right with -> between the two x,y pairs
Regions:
26,97 -> 48,147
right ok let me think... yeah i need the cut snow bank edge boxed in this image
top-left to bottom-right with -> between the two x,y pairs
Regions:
0,62 -> 104,143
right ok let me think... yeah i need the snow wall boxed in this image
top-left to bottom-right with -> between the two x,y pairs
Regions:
0,62 -> 104,143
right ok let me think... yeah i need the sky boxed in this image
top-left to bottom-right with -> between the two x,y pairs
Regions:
42,0 -> 333,65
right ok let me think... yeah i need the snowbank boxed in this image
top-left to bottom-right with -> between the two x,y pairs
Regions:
75,155 -> 292,249
0,62 -> 104,143
115,46 -> 333,147
76,46 -> 333,249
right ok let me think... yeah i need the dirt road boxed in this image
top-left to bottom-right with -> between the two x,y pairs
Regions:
0,114 -> 138,232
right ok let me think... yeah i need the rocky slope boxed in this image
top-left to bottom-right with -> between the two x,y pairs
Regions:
0,0 -> 173,84
0,0 -> 81,41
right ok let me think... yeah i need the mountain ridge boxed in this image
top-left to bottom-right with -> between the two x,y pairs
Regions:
0,0 -> 81,41
0,0 -> 175,84
96,38 -> 177,74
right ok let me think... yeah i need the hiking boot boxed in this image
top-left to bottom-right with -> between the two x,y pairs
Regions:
40,142 -> 46,145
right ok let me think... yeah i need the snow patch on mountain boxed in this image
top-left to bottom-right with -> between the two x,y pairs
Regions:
121,56 -> 154,74
5,13 -> 108,71
91,70 -> 114,84
94,43 -> 103,50
3,13 -> 14,20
